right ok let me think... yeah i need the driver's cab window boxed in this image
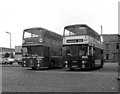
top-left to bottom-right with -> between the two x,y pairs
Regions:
66,49 -> 72,56
78,45 -> 87,56
22,47 -> 28,56
78,50 -> 85,56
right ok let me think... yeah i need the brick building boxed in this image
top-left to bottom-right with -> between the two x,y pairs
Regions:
102,34 -> 120,63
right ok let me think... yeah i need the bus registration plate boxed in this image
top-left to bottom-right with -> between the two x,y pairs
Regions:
72,65 -> 77,68
29,59 -> 33,66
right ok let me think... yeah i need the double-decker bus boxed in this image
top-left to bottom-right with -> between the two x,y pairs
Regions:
22,27 -> 63,69
62,24 -> 104,70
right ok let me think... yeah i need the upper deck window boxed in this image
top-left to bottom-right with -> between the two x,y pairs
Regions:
64,25 -> 101,41
64,29 -> 76,36
24,32 -> 31,38
64,26 -> 86,36
32,34 -> 38,38
24,30 -> 40,38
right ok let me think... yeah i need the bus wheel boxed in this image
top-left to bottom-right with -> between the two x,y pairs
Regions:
101,60 -> 104,68
50,60 -> 55,68
31,67 -> 36,70
4,62 -> 7,64
69,68 -> 75,71
10,62 -> 12,65
100,63 -> 103,68
91,62 -> 95,70
101,65 -> 103,68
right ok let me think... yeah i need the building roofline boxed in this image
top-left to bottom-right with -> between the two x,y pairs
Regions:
102,34 -> 119,36
102,34 -> 120,37
0,47 -> 15,50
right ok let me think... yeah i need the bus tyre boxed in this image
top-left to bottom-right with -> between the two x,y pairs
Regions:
31,67 -> 36,70
101,63 -> 103,68
4,62 -> 7,64
91,62 -> 95,70
50,60 -> 55,69
10,62 -> 12,65
69,68 -> 75,71
101,60 -> 104,68
18,62 -> 21,65
101,65 -> 103,68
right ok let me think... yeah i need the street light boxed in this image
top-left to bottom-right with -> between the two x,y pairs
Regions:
6,32 -> 11,49
100,25 -> 104,42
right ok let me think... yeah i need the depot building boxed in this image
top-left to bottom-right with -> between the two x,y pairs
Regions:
102,34 -> 120,63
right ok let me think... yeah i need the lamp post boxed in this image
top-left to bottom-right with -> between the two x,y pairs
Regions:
6,32 -> 11,49
100,25 -> 103,42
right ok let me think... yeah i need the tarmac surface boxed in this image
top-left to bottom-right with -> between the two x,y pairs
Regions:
1,62 -> 119,93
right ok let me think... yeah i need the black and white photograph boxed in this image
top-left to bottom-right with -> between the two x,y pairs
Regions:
0,0 -> 119,93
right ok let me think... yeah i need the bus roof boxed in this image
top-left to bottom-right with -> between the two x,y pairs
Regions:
64,24 -> 101,41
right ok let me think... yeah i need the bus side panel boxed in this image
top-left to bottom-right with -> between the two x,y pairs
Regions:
49,46 -> 63,68
52,57 -> 63,68
43,57 -> 50,67
93,47 -> 104,68
43,47 -> 50,68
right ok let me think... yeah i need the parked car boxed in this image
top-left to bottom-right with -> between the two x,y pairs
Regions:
15,58 -> 22,65
2,52 -> 15,65
2,57 -> 15,65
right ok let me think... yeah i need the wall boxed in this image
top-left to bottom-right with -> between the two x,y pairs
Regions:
102,34 -> 120,63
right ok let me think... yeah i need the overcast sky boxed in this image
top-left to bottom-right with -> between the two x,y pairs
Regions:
0,0 -> 119,48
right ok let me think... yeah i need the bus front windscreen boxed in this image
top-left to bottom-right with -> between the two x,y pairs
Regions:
22,46 -> 44,56
64,45 -> 88,56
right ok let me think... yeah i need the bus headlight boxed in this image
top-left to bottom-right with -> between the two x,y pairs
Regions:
82,60 -> 87,64
23,60 -> 26,63
37,64 -> 40,67
37,60 -> 40,63
82,61 -> 85,64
